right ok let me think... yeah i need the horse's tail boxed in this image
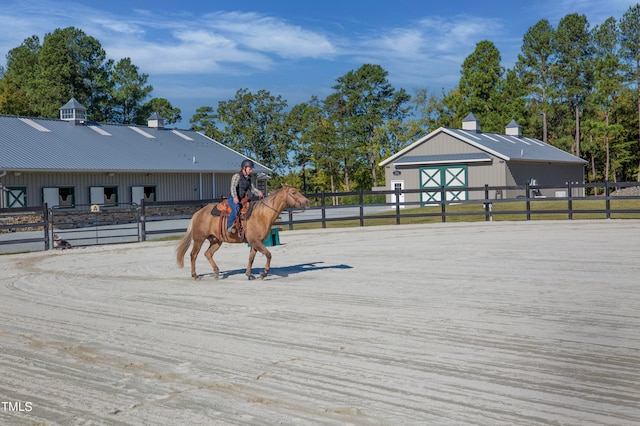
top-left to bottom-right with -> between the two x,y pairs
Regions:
175,220 -> 193,268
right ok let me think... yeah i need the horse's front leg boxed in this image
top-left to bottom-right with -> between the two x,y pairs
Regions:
246,242 -> 272,280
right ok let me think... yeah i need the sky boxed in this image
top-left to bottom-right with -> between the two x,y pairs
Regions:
0,0 -> 638,127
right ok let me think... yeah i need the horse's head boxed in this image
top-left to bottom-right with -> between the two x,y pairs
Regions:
282,184 -> 311,210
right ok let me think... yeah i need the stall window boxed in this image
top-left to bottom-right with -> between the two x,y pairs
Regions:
58,188 -> 75,208
144,186 -> 156,202
104,186 -> 118,206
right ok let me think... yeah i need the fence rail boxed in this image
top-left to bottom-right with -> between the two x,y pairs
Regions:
1,181 -> 640,253
0,205 -> 50,252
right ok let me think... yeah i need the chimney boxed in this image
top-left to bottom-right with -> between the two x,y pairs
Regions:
59,97 -> 87,125
147,112 -> 164,129
462,112 -> 480,132
505,119 -> 522,137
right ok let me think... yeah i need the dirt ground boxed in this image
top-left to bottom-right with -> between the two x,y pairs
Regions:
1,220 -> 639,425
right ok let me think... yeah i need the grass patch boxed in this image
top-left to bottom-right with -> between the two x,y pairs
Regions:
286,198 -> 640,230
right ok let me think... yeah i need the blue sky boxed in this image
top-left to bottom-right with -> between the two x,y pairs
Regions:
0,0 -> 637,127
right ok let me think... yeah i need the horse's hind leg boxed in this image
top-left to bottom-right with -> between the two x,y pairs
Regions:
204,237 -> 222,279
190,239 -> 204,280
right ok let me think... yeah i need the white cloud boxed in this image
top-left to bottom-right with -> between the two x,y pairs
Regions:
348,14 -> 504,89
202,12 -> 337,59
0,1 -> 337,75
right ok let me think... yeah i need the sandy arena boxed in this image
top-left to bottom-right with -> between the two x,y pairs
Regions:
1,220 -> 639,425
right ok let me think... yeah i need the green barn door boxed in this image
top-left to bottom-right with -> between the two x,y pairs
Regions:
6,187 -> 27,207
420,166 -> 468,205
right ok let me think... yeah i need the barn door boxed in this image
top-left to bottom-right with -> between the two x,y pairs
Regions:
43,187 -> 60,208
390,180 -> 405,207
6,187 -> 27,207
420,166 -> 468,205
90,186 -> 105,205
131,186 -> 145,205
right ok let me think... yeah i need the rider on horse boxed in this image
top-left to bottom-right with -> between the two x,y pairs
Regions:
226,159 -> 264,233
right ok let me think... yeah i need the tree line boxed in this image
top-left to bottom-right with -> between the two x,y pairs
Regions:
2,5 -> 640,192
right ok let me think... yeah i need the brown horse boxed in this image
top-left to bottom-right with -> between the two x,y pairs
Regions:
176,184 -> 310,280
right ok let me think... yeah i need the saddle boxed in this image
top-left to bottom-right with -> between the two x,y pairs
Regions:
213,195 -> 252,240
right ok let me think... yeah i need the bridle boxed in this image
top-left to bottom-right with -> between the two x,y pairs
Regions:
259,187 -> 304,212
285,188 -> 306,208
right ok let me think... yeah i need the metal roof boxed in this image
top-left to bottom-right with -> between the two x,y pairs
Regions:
0,115 -> 271,174
59,97 -> 86,111
380,126 -> 587,167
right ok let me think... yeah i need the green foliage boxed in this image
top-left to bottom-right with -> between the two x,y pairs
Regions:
0,27 -> 153,124
134,98 -> 182,125
457,40 -> 505,131
321,64 -> 411,190
110,57 -> 153,124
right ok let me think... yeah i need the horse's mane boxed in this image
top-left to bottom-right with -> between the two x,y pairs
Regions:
256,184 -> 291,205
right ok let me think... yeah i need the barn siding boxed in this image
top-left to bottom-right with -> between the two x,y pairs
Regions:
506,163 -> 585,197
402,132 -> 481,156
0,171 -> 238,208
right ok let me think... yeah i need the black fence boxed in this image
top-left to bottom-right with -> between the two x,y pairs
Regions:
49,203 -> 141,248
278,180 -> 640,229
2,181 -> 640,253
0,205 -> 50,252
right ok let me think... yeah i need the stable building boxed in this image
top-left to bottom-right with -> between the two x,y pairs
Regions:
379,113 -> 587,205
0,99 -> 271,209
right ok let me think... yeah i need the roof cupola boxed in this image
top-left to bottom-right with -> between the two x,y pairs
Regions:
59,98 -> 87,125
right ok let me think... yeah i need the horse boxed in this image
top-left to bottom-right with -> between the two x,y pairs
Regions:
176,184 -> 311,280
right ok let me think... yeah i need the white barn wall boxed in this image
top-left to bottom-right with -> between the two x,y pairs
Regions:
1,171 -> 238,207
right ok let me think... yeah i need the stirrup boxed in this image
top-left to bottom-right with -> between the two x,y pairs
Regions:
227,227 -> 236,234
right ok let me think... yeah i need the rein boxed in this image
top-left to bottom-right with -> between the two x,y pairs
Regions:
258,196 -> 281,214
255,185 -> 304,216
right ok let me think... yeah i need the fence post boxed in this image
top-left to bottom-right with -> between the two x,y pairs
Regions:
605,180 -> 611,219
395,187 -> 401,225
321,191 -> 327,229
140,199 -> 146,242
567,181 -> 573,220
484,184 -> 490,222
440,186 -> 446,223
288,210 -> 294,230
525,183 -> 531,221
43,203 -> 50,250
359,188 -> 364,227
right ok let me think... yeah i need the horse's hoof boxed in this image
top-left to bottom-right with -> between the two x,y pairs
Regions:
247,274 -> 256,280
213,272 -> 219,280
193,275 -> 201,281
260,272 -> 268,280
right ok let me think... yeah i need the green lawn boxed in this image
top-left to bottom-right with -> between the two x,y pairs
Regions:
287,198 -> 640,230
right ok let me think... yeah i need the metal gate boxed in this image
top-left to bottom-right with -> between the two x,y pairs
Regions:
420,166 -> 468,205
50,203 -> 140,248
